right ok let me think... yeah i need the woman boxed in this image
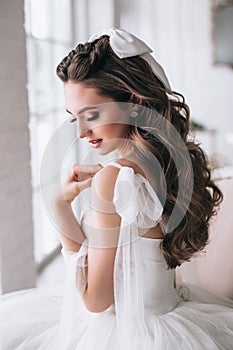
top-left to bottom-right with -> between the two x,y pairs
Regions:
0,28 -> 233,350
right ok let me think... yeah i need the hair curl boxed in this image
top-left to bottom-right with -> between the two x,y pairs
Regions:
56,35 -> 223,269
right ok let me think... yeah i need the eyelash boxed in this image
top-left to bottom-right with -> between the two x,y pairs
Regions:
69,118 -> 76,123
69,113 -> 99,123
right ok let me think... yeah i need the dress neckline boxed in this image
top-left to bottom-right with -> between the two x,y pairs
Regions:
140,236 -> 163,241
140,237 -> 164,243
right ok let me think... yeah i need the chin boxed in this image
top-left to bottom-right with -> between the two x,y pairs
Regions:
91,139 -> 121,156
96,145 -> 116,156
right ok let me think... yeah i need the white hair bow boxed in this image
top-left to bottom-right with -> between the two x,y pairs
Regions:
88,28 -> 171,90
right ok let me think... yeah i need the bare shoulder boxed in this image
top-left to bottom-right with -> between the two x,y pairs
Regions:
92,164 -> 121,201
90,165 -> 122,232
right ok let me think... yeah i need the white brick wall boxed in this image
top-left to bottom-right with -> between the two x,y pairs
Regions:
0,0 -> 36,294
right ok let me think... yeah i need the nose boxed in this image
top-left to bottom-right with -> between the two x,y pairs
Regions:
77,124 -> 92,139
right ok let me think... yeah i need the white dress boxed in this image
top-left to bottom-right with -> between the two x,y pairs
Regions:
1,160 -> 233,350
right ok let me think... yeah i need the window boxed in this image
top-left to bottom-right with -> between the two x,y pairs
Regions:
24,0 -> 75,264
24,0 -> 118,267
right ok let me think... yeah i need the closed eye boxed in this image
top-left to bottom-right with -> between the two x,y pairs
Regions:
86,112 -> 99,121
69,112 -> 99,123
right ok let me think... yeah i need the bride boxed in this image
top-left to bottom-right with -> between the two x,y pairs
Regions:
0,28 -> 233,349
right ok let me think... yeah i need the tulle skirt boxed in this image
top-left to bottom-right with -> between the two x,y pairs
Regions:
1,285 -> 233,350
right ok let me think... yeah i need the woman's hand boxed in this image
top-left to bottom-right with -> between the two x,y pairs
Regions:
56,163 -> 103,204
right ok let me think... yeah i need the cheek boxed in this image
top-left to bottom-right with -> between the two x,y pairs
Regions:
117,124 -> 129,137
100,124 -> 128,138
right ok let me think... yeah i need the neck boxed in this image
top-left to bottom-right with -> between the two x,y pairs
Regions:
116,138 -> 135,159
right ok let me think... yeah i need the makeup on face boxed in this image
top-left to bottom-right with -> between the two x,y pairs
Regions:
64,83 -> 130,155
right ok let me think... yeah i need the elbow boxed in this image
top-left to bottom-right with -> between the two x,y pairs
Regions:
82,291 -> 114,313
85,303 -> 110,313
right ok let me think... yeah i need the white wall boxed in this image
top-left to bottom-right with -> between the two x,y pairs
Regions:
0,0 -> 36,293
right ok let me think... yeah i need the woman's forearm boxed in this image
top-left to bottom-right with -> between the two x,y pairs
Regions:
53,196 -> 86,252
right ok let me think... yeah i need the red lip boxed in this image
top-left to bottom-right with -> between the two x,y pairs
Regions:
88,138 -> 103,143
89,139 -> 103,148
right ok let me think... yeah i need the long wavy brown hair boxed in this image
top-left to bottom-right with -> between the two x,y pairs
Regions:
56,35 -> 223,269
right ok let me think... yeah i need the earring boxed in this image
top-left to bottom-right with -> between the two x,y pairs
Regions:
130,110 -> 138,118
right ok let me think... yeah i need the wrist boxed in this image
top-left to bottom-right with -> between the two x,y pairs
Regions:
53,191 -> 72,206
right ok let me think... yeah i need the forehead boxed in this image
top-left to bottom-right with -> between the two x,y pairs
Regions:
64,82 -> 114,115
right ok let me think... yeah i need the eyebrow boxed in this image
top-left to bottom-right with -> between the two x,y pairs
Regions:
66,105 -> 98,116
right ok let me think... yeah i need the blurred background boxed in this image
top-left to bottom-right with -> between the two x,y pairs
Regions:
0,0 -> 233,296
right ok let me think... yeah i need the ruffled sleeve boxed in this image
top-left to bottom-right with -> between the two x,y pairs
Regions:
113,167 -> 163,228
60,209 -> 89,295
112,166 -> 163,349
60,239 -> 88,295
58,237 -> 91,349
